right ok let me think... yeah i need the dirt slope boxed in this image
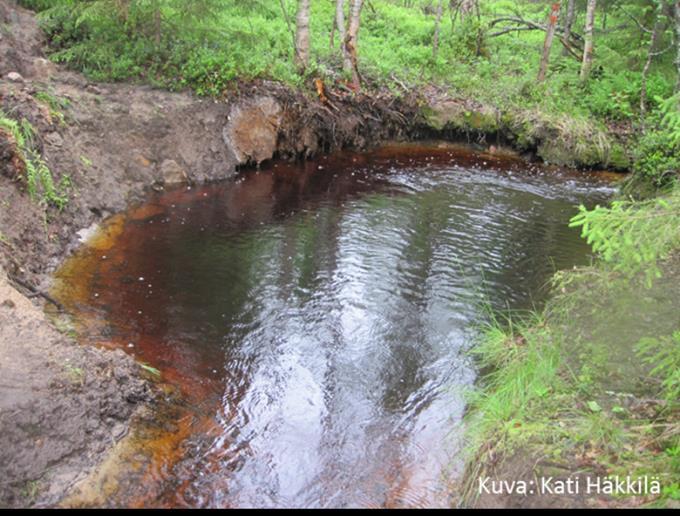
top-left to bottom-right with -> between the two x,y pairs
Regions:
0,264 -> 154,507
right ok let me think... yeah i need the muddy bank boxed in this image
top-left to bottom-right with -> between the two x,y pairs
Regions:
0,265 -> 154,507
418,91 -> 631,171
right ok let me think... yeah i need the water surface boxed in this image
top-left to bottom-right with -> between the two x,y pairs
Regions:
54,144 -> 616,508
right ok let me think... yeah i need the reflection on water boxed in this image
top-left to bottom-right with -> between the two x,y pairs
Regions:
53,144 -> 616,508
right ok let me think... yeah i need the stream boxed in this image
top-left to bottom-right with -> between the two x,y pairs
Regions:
53,143 -> 616,508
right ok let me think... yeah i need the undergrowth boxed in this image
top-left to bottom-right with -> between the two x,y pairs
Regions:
0,110 -> 70,210
462,184 -> 680,507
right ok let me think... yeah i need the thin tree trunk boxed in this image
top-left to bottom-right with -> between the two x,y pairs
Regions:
153,0 -> 161,47
474,0 -> 483,56
675,0 -> 680,94
345,0 -> 364,90
561,0 -> 575,56
114,0 -> 130,23
279,0 -> 299,63
580,0 -> 597,82
460,0 -> 475,20
537,2 -> 561,82
335,0 -> 349,67
295,0 -> 311,71
433,0 -> 444,59
640,5 -> 665,118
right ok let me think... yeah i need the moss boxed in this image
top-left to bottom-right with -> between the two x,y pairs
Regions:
421,101 -> 501,137
537,138 -> 608,168
421,100 -> 629,170
464,110 -> 499,133
605,142 -> 631,171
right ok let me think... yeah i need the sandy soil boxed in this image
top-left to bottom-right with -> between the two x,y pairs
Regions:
0,264 -> 154,507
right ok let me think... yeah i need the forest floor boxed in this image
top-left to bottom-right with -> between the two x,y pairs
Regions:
0,0 -> 654,508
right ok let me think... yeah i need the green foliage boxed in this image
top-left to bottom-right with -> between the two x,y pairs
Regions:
624,93 -> 680,193
569,189 -> 680,285
35,90 -> 69,126
465,313 -> 564,447
636,331 -> 680,402
658,94 -> 680,147
464,268 -> 680,506
140,363 -> 161,376
19,0 -> 677,137
0,111 -> 70,210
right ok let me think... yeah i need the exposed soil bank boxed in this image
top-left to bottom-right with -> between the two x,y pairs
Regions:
0,0 -> 630,508
0,265 -> 154,507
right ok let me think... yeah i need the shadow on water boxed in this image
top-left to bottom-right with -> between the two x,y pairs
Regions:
52,143 -> 618,508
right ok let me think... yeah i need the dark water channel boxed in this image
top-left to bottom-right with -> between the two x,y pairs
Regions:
53,144 -> 616,508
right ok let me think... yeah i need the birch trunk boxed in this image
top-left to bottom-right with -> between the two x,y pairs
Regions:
580,0 -> 597,82
335,0 -> 349,67
640,5 -> 665,117
345,0 -> 364,89
561,0 -> 576,56
295,0 -> 311,71
537,2 -> 561,82
433,0 -> 444,59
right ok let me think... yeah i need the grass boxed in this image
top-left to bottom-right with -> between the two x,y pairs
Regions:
21,480 -> 40,504
22,0 -> 676,123
140,363 -> 161,377
64,364 -> 85,386
34,90 -> 70,127
17,0 -> 677,179
462,303 -> 680,506
461,186 -> 680,508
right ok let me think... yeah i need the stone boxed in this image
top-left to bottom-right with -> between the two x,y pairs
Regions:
44,132 -> 64,148
136,155 -> 152,168
31,58 -> 56,80
0,128 -> 24,179
222,96 -> 283,165
6,71 -> 23,83
159,159 -> 188,185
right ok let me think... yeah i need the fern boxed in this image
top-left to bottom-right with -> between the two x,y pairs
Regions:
656,93 -> 680,148
0,111 -> 70,210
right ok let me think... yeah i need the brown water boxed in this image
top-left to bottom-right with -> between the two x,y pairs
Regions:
53,144 -> 617,508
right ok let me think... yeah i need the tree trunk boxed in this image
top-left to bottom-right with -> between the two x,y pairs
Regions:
537,2 -> 561,82
580,0 -> 597,82
450,0 -> 475,27
640,5 -> 665,118
460,0 -> 476,19
345,0 -> 364,90
295,0 -> 311,71
675,0 -> 680,94
152,0 -> 162,47
561,0 -> 575,56
335,0 -> 349,67
433,0 -> 444,59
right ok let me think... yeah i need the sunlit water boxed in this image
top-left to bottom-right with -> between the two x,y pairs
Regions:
53,144 -> 616,508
